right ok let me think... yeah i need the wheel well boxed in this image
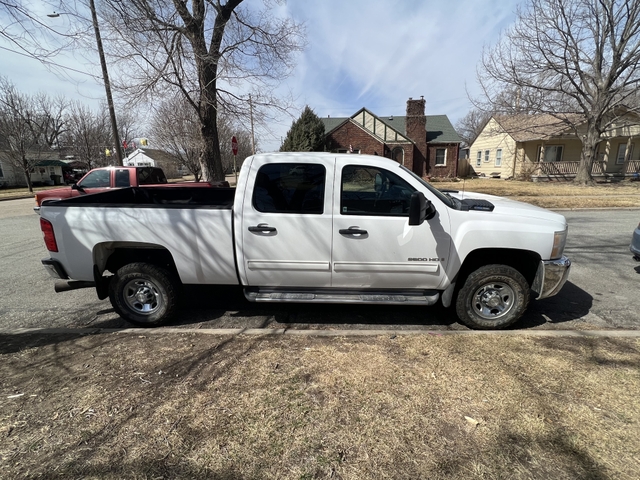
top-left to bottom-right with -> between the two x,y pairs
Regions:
456,248 -> 541,290
94,243 -> 180,278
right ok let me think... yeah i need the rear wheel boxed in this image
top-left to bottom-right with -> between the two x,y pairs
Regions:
455,264 -> 529,329
109,262 -> 179,327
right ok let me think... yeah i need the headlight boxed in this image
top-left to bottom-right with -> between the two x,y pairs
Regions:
551,228 -> 568,259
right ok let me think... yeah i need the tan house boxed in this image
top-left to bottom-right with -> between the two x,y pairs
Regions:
469,113 -> 640,180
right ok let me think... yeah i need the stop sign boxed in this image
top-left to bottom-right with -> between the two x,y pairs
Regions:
231,136 -> 238,155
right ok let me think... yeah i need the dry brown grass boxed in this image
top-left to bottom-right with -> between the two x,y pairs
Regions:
0,186 -> 52,199
1,332 -> 638,479
435,178 -> 640,208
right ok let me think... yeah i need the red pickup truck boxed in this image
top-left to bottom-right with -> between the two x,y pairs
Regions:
34,166 -> 228,210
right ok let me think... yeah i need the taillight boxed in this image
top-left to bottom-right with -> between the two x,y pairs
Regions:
40,218 -> 58,252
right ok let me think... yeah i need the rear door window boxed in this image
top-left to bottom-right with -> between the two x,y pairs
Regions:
115,169 -> 131,187
252,163 -> 325,214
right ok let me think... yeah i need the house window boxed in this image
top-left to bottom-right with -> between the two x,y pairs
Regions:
0,161 -> 4,178
538,145 -> 563,162
616,143 -> 634,164
484,150 -> 490,162
435,148 -> 446,166
392,147 -> 404,165
476,151 -> 482,167
495,149 -> 502,167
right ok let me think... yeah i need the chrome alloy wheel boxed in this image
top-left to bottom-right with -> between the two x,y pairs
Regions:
123,278 -> 163,315
472,282 -> 515,320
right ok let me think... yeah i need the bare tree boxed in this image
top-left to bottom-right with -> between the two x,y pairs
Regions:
96,0 -> 304,182
152,96 -> 203,181
61,102 -> 112,170
0,1 -> 99,82
455,109 -> 492,147
0,77 -> 68,192
478,0 -> 640,184
117,109 -> 140,156
152,95 -> 253,181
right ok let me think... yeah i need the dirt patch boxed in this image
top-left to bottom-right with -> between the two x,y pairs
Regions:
1,332 -> 638,479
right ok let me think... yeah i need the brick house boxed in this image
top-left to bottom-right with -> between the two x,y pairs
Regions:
321,98 -> 462,178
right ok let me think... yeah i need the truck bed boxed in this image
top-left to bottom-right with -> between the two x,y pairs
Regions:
41,187 -> 239,285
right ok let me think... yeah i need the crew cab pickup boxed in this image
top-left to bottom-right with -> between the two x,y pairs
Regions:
34,165 -> 228,211
39,153 -> 571,329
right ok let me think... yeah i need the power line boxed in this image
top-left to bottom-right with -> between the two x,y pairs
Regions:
0,44 -> 101,79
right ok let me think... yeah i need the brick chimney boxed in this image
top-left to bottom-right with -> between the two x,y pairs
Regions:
406,97 -> 427,175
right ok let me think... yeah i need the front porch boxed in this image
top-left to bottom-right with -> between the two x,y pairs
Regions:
532,160 -> 640,181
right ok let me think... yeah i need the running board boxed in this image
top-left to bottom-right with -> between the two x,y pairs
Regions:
244,288 -> 440,306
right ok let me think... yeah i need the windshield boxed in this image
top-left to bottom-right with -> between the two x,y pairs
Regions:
399,165 -> 454,208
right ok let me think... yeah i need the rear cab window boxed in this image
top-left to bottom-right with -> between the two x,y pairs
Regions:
138,168 -> 168,185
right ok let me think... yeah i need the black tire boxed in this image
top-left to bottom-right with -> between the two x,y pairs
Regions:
108,262 -> 179,327
455,264 -> 530,330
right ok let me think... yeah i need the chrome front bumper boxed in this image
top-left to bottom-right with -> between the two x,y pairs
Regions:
532,255 -> 571,300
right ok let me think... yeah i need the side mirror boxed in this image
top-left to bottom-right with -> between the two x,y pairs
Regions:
409,192 -> 436,225
71,183 -> 86,193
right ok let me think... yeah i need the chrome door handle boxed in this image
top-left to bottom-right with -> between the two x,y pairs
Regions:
248,223 -> 276,233
339,226 -> 368,235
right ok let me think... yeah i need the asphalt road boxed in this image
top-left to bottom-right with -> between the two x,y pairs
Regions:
0,197 -> 638,331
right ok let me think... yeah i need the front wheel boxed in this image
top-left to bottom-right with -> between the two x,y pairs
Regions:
455,264 -> 530,330
109,263 -> 179,327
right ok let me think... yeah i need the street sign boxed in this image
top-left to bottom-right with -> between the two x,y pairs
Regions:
231,136 -> 238,156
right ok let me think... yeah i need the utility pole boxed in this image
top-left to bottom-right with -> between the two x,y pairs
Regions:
88,0 -> 123,165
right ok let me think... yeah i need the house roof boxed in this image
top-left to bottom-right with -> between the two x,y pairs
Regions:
126,148 -> 179,164
493,114 -> 583,142
321,113 -> 462,144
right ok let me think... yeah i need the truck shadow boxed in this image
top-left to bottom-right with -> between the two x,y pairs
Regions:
158,280 -> 593,331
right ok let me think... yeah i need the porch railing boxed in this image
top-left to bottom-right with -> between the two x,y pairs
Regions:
534,160 -> 640,178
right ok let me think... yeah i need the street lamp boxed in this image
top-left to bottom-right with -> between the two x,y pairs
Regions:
48,0 -> 123,166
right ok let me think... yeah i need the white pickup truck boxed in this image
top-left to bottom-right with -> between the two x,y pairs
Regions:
39,152 -> 571,329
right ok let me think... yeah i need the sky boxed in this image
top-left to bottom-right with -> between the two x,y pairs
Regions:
0,0 -> 521,152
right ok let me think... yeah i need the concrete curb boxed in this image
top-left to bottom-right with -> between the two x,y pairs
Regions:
1,327 -> 640,338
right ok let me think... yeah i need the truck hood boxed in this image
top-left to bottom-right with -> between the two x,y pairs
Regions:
449,191 -> 567,227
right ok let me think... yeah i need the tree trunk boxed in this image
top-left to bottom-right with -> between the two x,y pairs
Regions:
22,155 -> 33,193
199,107 -> 225,181
574,125 -> 600,185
